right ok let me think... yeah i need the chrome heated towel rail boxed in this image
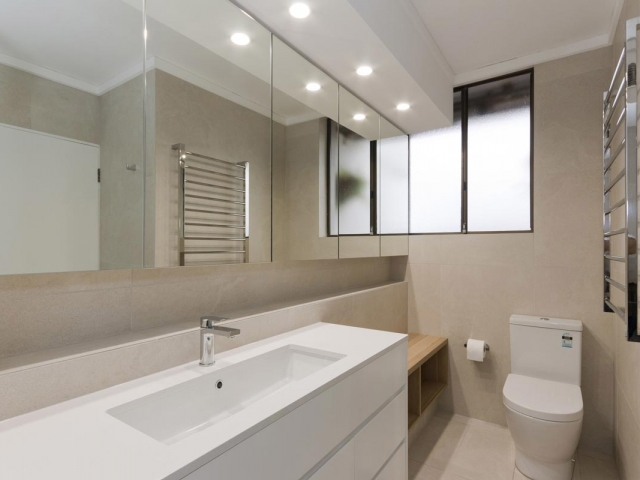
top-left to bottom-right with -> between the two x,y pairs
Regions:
173,143 -> 249,265
603,18 -> 639,342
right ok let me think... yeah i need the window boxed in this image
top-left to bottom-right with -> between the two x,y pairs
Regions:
410,70 -> 533,234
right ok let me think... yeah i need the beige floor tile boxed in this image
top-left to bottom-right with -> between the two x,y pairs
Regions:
513,468 -> 529,479
410,460 -> 466,480
409,415 -> 468,469
575,453 -> 620,480
446,420 -> 515,480
513,465 -> 582,480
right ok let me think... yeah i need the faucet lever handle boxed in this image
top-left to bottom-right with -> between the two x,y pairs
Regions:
200,315 -> 229,328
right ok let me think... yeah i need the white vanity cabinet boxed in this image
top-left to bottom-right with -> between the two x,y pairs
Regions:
182,342 -> 407,480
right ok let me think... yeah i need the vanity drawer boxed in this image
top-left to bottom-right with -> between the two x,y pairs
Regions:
375,441 -> 406,480
354,388 -> 407,480
181,342 -> 406,480
308,440 -> 355,480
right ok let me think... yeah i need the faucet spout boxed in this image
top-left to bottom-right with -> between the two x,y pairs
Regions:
199,315 -> 240,367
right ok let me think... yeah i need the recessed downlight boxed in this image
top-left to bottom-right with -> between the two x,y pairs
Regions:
231,33 -> 251,46
356,66 -> 373,76
397,103 -> 410,111
306,82 -> 321,92
353,113 -> 366,121
289,3 -> 311,19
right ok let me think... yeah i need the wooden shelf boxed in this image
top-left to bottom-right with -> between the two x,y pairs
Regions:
406,333 -> 448,432
408,334 -> 448,375
421,381 -> 446,411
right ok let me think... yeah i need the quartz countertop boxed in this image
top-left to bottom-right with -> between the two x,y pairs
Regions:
0,323 -> 406,480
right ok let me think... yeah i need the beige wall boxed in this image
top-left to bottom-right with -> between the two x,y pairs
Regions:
393,47 -> 615,456
148,69 -> 272,267
0,64 -> 100,144
612,1 -> 640,479
99,76 -> 144,270
273,118 -> 339,261
0,257 -> 394,361
0,258 -> 404,420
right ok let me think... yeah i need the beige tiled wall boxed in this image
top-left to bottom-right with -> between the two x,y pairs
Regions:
99,76 -> 145,270
0,277 -> 406,421
148,69 -> 272,267
0,64 -> 100,144
393,47 -> 616,456
273,118 -> 339,261
0,257 -> 394,360
612,1 -> 640,479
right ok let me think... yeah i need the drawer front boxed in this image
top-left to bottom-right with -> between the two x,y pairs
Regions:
354,389 -> 407,480
182,342 -> 406,480
308,440 -> 354,480
375,441 -> 406,480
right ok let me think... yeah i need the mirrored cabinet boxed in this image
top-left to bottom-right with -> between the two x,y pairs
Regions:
0,0 -> 410,276
379,119 -> 409,256
272,37 -> 339,261
143,0 -> 272,268
337,87 -> 381,259
0,0 -> 145,275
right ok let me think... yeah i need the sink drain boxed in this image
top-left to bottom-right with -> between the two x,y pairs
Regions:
216,380 -> 223,389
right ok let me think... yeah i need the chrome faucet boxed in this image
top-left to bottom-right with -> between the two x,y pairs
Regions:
199,315 -> 241,367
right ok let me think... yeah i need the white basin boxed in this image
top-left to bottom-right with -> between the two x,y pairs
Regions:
107,345 -> 344,444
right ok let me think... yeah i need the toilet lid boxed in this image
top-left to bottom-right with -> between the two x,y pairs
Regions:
503,374 -> 583,422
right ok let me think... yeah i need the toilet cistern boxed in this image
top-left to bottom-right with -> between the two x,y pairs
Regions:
199,315 -> 241,367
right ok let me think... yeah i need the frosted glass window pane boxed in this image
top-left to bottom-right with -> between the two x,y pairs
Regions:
409,92 -> 462,233
380,134 -> 409,234
338,125 -> 373,235
467,74 -> 531,232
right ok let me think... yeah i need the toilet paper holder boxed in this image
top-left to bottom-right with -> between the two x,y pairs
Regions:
464,342 -> 490,352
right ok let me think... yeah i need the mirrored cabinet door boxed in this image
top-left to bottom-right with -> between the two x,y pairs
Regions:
272,37 -> 339,261
0,0 -> 145,275
379,119 -> 409,256
143,0 -> 272,267
337,87 -> 381,259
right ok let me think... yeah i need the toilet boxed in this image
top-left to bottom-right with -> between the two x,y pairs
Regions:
504,314 -> 583,480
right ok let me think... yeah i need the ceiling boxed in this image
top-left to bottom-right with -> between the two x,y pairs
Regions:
234,0 -> 454,134
0,0 -> 626,134
410,0 -> 623,85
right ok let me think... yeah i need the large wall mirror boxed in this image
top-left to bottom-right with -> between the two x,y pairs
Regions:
0,0 -> 145,275
379,118 -> 409,256
143,0 -> 272,268
337,87 -> 381,259
272,37 -> 339,261
0,0 -> 409,276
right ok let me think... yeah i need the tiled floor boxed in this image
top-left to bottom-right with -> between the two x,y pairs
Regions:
408,413 -> 620,480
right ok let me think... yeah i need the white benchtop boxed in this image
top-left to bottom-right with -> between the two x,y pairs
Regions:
0,323 -> 406,480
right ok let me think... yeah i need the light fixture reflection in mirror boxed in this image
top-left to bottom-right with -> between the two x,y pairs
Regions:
356,66 -> 372,76
231,32 -> 251,45
397,103 -> 410,111
353,113 -> 366,121
289,3 -> 311,19
306,82 -> 321,91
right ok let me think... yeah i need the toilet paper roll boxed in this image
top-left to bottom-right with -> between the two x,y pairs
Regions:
466,339 -> 486,362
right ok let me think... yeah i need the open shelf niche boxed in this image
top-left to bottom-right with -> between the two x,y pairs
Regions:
407,334 -> 448,430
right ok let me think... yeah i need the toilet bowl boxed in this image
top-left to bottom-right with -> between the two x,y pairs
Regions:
504,315 -> 584,480
503,374 -> 583,480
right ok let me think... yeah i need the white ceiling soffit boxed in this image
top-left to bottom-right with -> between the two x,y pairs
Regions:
410,0 -> 623,86
234,0 -> 454,134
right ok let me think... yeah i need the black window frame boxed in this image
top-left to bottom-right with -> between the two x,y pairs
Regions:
411,68 -> 534,235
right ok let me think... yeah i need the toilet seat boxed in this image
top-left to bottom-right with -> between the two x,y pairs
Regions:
503,374 -> 583,422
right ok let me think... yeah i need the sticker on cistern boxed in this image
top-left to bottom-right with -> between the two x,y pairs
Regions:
562,333 -> 573,348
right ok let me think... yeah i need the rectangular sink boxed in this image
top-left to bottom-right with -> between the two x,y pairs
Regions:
107,345 -> 344,445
